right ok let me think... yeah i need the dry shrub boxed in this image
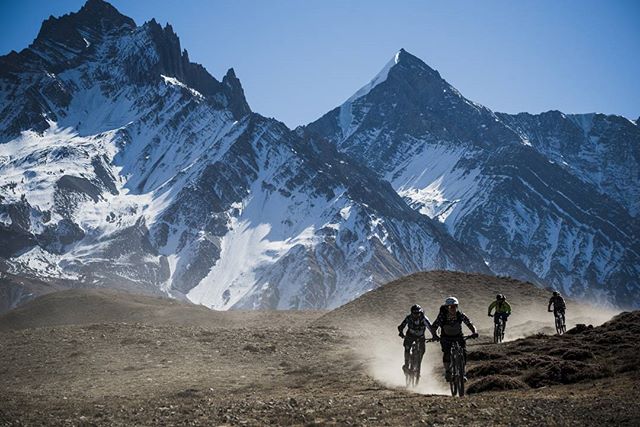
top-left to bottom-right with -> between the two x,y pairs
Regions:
467,350 -> 503,361
467,375 -> 528,394
566,324 -> 593,334
547,347 -> 593,360
561,348 -> 594,361
467,361 -> 510,378
510,355 -> 555,369
523,360 -> 612,388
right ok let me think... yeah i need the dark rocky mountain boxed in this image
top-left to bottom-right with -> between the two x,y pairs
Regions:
0,1 -> 490,312
497,111 -> 640,216
306,49 -> 639,307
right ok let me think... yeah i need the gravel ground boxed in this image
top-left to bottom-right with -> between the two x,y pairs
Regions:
1,318 -> 639,426
0,284 -> 638,426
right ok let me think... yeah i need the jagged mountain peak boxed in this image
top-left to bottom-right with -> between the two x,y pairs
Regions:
35,0 -> 135,48
307,48 -> 511,150
142,17 -> 251,118
77,0 -> 134,24
342,48 -> 444,106
393,48 -> 441,76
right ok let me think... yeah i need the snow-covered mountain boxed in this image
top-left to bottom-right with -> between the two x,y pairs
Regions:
306,49 -> 639,306
0,1 -> 490,310
497,111 -> 640,217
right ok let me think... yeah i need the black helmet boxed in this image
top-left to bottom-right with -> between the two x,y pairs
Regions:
410,304 -> 423,314
552,290 -> 559,296
496,294 -> 505,300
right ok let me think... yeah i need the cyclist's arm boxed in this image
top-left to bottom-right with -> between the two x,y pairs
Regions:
397,316 -> 408,334
504,301 -> 512,314
423,316 -> 437,339
548,298 -> 553,311
431,313 -> 442,332
461,313 -> 477,334
488,301 -> 496,316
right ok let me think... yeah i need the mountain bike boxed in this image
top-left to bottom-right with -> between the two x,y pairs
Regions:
553,310 -> 566,335
492,315 -> 505,343
447,335 -> 477,397
404,338 -> 435,388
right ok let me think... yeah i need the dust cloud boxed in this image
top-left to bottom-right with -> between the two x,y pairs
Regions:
493,304 -> 620,342
346,301 -> 620,396
352,329 -> 449,395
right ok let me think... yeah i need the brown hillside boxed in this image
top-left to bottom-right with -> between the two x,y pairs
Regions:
0,288 -> 324,331
0,279 -> 637,425
317,270 -> 615,337
466,310 -> 640,393
314,271 -> 619,397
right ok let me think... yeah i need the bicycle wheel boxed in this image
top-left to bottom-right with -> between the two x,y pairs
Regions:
555,315 -> 563,335
457,370 -> 465,396
406,342 -> 419,388
456,345 -> 466,396
413,345 -> 421,387
449,343 -> 464,396
405,348 -> 412,387
493,323 -> 499,343
449,347 -> 457,396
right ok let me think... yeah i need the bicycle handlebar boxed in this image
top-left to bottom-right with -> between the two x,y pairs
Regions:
436,334 -> 478,342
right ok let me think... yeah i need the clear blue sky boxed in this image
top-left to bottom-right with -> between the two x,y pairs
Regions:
1,0 -> 639,127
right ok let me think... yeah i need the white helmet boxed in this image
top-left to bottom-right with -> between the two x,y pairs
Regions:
445,296 -> 459,306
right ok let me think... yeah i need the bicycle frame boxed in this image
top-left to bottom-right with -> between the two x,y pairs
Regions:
404,337 -> 435,388
554,310 -> 566,335
446,335 -> 476,397
493,316 -> 505,343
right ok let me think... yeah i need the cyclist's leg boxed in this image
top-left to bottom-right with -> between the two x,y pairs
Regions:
500,313 -> 508,329
459,337 -> 469,380
418,337 -> 426,359
403,335 -> 414,368
460,337 -> 468,364
441,339 -> 452,379
493,313 -> 500,324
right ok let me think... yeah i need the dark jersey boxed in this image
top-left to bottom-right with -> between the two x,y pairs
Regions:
398,313 -> 434,337
432,307 -> 476,338
548,295 -> 566,311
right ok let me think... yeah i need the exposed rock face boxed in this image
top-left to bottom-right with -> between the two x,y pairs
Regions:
306,49 -> 639,307
497,111 -> 640,216
0,2 -> 490,309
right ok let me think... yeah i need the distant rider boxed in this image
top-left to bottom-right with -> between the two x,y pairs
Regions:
548,290 -> 566,318
431,297 -> 478,382
488,294 -> 511,328
398,304 -> 437,373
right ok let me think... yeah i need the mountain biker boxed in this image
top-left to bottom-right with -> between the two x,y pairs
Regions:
398,304 -> 437,374
431,297 -> 478,382
488,294 -> 511,328
548,290 -> 566,317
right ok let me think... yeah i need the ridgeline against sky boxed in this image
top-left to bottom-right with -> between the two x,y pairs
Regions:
1,0 -> 639,128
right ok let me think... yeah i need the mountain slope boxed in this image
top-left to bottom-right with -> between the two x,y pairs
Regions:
306,49 -> 640,306
497,111 -> 640,216
0,1 -> 490,309
316,270 -> 615,334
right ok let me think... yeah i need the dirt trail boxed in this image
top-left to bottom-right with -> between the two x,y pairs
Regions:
317,271 -> 620,395
1,277 -> 638,426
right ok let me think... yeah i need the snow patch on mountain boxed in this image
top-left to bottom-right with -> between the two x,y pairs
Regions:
388,143 -> 484,226
338,51 -> 400,140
